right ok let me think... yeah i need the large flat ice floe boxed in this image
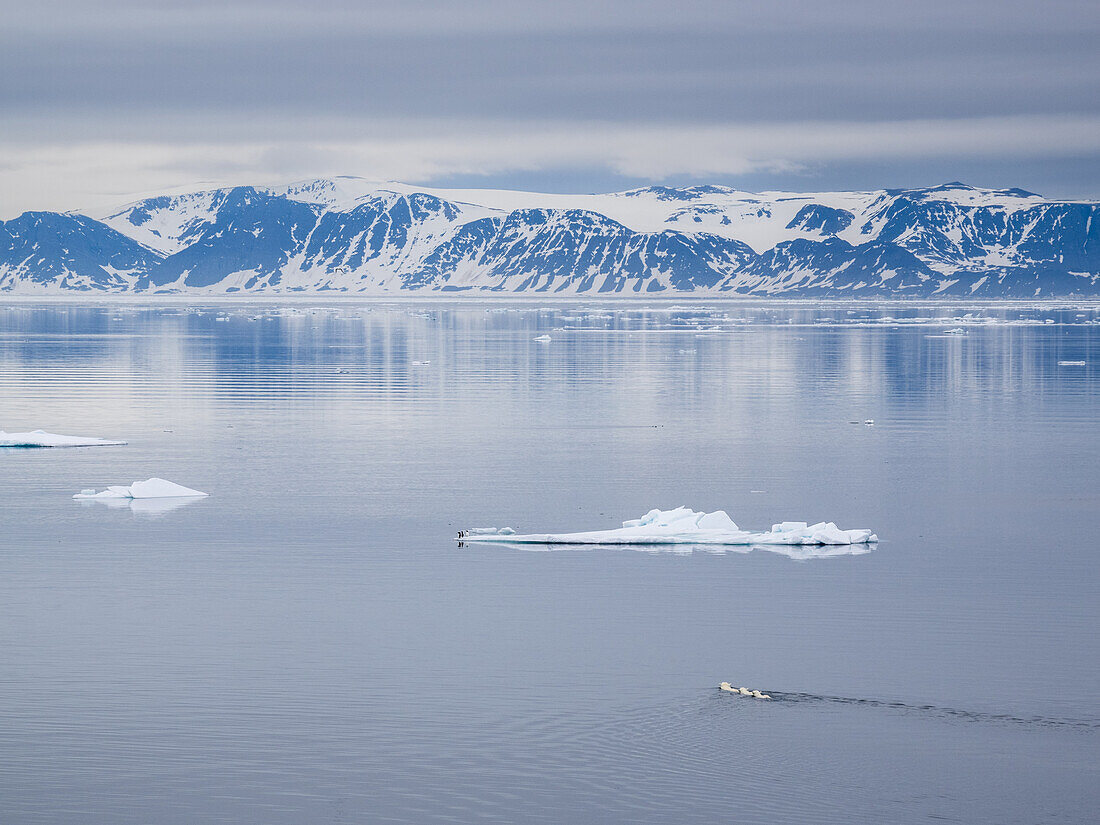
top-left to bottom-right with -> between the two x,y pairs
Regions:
1,429 -> 127,448
461,507 -> 877,547
74,478 -> 208,500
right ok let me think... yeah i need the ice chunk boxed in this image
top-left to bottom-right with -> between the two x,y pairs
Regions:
697,510 -> 738,531
533,335 -> 552,342
73,478 -> 208,500
1,429 -> 127,448
772,521 -> 808,533
623,506 -> 695,528
462,507 -> 876,547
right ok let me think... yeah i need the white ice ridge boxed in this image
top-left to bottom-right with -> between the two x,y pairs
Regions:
1,429 -> 127,448
74,478 -> 208,500
460,506 -> 877,546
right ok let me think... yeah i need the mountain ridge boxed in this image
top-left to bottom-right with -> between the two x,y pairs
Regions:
1,179 -> 1097,296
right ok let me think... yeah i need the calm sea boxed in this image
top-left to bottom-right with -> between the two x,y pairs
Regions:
1,300 -> 1097,824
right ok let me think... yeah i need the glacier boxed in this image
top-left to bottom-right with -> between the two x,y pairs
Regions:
0,178 -> 1096,297
1,429 -> 127,448
459,506 -> 877,547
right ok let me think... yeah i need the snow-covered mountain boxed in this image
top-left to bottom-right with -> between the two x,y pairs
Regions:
1,178 -> 1097,296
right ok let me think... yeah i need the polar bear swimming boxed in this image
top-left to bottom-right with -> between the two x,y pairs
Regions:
719,681 -> 771,699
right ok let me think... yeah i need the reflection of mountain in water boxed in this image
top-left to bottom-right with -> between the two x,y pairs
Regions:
1,304 -> 1093,433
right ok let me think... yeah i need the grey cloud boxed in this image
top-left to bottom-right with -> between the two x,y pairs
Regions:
1,26 -> 1095,125
0,0 -> 1096,208
7,1 -> 1098,38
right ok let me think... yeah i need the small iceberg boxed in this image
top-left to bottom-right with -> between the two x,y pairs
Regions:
533,334 -> 552,342
458,506 -> 876,546
1,429 -> 127,448
74,478 -> 208,500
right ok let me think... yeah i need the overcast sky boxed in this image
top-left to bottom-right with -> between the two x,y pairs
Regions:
2,0 -> 1098,216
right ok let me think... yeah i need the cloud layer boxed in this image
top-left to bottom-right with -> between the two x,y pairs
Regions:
2,0 -> 1097,214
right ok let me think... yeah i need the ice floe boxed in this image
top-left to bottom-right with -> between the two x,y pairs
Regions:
459,506 -> 877,548
1,429 -> 127,448
74,477 -> 208,500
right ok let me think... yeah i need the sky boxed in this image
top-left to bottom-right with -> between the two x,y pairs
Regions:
1,0 -> 1098,217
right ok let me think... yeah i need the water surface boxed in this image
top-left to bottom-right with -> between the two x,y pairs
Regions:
1,301 -> 1098,824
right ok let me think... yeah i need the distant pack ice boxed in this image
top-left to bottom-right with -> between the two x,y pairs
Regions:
1,429 -> 127,448
461,506 -> 877,546
74,478 -> 208,500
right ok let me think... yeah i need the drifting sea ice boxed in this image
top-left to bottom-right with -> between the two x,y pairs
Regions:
1,429 -> 127,448
74,478 -> 208,500
461,506 -> 876,547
